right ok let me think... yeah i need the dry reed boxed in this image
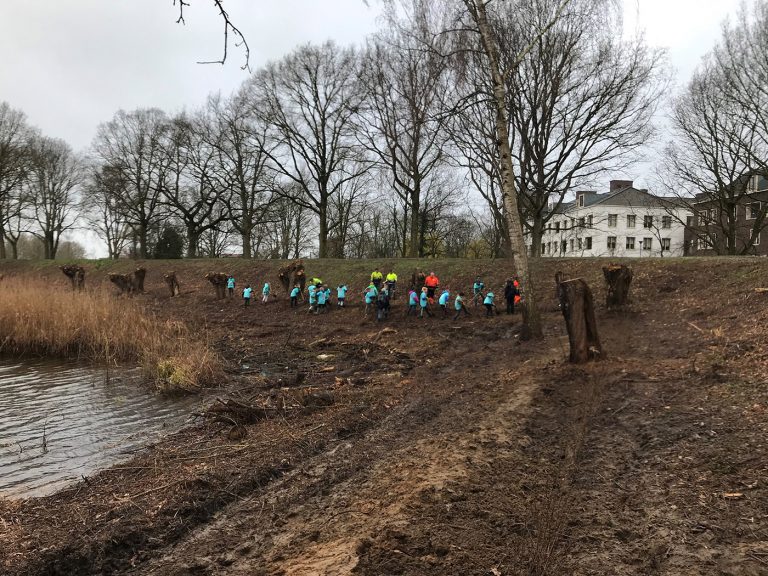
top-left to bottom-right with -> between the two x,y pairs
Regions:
0,277 -> 221,392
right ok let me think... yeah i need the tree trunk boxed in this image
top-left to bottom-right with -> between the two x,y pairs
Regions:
0,228 -> 6,259
138,223 -> 148,259
408,190 -> 420,258
318,208 -> 328,259
556,272 -> 603,363
187,227 -> 199,258
603,264 -> 633,307
242,227 -> 252,259
473,1 -> 541,337
530,218 -> 544,258
10,241 -> 18,260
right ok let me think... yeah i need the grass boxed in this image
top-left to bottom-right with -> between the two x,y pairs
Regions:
0,277 -> 221,392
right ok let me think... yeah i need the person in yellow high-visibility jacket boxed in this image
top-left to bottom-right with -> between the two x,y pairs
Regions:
370,268 -> 383,290
385,270 -> 398,299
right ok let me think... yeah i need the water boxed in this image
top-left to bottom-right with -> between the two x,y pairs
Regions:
0,359 -> 199,499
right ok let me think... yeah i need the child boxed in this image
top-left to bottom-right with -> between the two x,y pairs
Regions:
438,288 -> 450,316
376,287 -> 390,322
483,290 -> 496,317
453,291 -> 470,320
472,277 -> 485,307
336,284 -> 348,308
290,284 -> 300,308
242,284 -> 252,307
316,284 -> 328,314
262,282 -> 271,305
419,286 -> 433,318
406,288 -> 418,316
504,278 -> 520,315
227,275 -> 236,298
364,283 -> 378,317
307,283 -> 318,313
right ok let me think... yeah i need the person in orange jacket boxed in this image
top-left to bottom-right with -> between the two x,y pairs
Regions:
424,271 -> 440,302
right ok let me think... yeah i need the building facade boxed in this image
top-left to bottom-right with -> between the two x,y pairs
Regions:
684,174 -> 768,256
530,180 -> 691,258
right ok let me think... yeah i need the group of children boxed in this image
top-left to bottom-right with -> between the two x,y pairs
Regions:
222,271 -> 522,321
226,275 -> 272,307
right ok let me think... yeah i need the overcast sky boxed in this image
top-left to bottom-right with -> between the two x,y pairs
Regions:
0,0 -> 746,255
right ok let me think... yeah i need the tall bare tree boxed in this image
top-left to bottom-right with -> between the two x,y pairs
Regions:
499,0 -> 665,256
92,109 -> 170,258
0,102 -> 34,259
81,164 -> 132,259
358,0 -> 454,257
25,136 -> 83,259
250,42 -> 369,258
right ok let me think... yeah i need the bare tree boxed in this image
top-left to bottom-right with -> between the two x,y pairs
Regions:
25,136 -> 83,259
81,164 -> 132,259
498,0 -> 665,257
0,102 -> 34,259
664,60 -> 765,255
357,0 -> 454,257
92,109 -> 170,258
250,41 -> 369,258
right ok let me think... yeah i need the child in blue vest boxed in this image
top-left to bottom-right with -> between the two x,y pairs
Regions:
290,284 -> 300,308
242,285 -> 252,307
407,289 -> 418,316
307,283 -> 317,313
483,291 -> 496,317
316,284 -> 328,313
438,288 -> 450,316
419,287 -> 433,318
337,284 -> 348,307
472,277 -> 485,307
453,292 -> 470,320
364,283 -> 378,317
262,282 -> 271,305
227,275 -> 235,298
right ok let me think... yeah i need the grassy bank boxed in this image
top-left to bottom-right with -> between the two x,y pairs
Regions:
0,277 -> 221,392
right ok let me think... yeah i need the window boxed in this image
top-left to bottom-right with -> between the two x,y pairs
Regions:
585,237 -> 592,250
707,209 -> 714,222
698,237 -> 707,250
627,214 -> 636,228
608,214 -> 618,227
541,243 -> 545,255
686,216 -> 693,227
578,194 -> 585,207
755,233 -> 761,246
662,216 -> 672,229
578,217 -> 585,228
561,240 -> 567,253
587,214 -> 593,227
626,237 -> 635,249
643,237 -> 652,250
661,238 -> 671,251
570,239 -> 575,251
577,238 -> 583,250
643,215 -> 653,229
571,218 -> 575,229
607,236 -> 617,250
748,202 -> 761,219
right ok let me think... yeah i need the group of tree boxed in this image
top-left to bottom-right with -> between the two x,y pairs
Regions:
0,0 -> 666,273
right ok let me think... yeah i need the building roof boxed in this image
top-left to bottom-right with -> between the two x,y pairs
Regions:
551,183 -> 685,215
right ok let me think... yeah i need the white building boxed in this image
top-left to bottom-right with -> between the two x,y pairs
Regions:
529,180 -> 692,258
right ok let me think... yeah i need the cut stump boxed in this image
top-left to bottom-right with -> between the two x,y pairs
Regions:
603,264 -> 633,308
556,272 -> 603,363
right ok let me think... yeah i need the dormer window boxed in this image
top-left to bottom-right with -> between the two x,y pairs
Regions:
578,194 -> 585,207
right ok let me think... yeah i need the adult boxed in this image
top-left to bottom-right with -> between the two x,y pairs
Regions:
370,268 -> 383,290
424,271 -> 440,301
385,270 -> 398,299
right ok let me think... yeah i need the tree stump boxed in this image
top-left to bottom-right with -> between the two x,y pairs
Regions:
60,265 -> 85,291
164,272 -> 180,297
205,272 -> 228,299
556,272 -> 603,363
294,269 -> 306,298
108,273 -> 136,296
603,264 -> 633,308
134,268 -> 146,293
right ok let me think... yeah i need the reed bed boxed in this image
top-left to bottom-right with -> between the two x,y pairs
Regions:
0,277 -> 221,392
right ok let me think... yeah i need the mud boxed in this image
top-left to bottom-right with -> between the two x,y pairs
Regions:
1,258 -> 767,575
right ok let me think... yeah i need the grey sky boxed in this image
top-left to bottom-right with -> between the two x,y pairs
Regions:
0,0 -> 744,152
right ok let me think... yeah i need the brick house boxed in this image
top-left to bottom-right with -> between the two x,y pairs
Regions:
683,174 -> 768,256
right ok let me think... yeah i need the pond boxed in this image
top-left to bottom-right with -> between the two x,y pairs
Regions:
0,359 -> 200,499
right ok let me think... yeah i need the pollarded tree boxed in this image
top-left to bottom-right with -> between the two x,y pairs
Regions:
92,108 -> 170,259
25,136 -> 84,259
249,42 -> 370,258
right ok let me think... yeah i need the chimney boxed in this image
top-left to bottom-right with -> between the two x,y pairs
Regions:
610,180 -> 633,192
